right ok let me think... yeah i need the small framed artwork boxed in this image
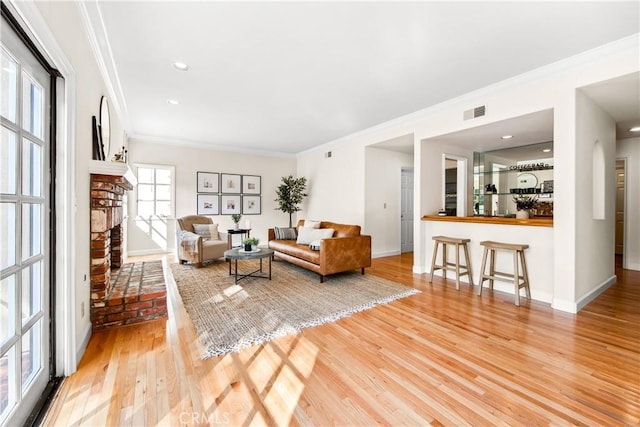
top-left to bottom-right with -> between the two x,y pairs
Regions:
197,194 -> 219,215
242,175 -> 261,194
221,173 -> 241,193
221,195 -> 241,214
242,195 -> 261,215
197,172 -> 219,193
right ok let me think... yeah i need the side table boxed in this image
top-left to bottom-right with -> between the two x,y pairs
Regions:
227,228 -> 251,249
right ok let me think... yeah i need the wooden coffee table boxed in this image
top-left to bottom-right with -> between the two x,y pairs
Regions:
224,247 -> 274,284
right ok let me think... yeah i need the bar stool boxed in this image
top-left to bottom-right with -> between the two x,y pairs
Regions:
429,236 -> 473,290
477,241 -> 531,306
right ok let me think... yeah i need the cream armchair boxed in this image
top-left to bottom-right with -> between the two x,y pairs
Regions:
176,215 -> 228,267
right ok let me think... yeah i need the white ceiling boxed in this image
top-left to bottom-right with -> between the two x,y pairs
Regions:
90,1 -> 640,155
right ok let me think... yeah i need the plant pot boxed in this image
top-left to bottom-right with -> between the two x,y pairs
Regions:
251,245 -> 257,251
234,223 -> 239,230
516,209 -> 530,219
244,243 -> 252,251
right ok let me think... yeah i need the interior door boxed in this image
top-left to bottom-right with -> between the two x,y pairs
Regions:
400,168 -> 414,253
1,15 -> 52,426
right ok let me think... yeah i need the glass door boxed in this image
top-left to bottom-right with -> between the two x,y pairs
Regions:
1,14 -> 52,426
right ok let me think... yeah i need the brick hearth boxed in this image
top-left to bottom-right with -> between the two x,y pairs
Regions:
92,261 -> 167,330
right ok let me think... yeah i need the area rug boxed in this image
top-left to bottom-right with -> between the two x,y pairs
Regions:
170,259 -> 419,359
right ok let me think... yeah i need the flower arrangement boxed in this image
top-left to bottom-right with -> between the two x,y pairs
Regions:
513,195 -> 538,210
231,213 -> 242,224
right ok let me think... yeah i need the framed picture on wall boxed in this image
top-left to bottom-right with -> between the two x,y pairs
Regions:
242,175 -> 261,194
197,194 -> 219,215
221,173 -> 241,193
221,195 -> 241,214
197,172 -> 219,193
242,195 -> 261,215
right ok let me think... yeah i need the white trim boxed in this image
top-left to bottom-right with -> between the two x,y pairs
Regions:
76,0 -> 129,130
576,275 -> 616,312
89,159 -> 137,186
551,298 -> 577,314
127,249 -> 175,257
372,250 -> 401,259
76,323 -> 92,366
8,0 -> 79,375
129,134 -> 296,159
413,265 -> 426,274
297,34 -> 640,158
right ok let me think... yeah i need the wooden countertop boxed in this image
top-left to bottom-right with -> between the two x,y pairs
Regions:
421,215 -> 553,227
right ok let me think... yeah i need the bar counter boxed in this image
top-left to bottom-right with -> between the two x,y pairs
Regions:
422,214 -> 554,304
421,215 -> 553,227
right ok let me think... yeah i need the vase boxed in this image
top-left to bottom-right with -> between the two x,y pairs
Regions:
234,223 -> 239,230
516,209 -> 530,219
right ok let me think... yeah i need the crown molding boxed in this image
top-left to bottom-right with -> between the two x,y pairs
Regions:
298,33 -> 640,158
77,0 -> 130,130
128,134 -> 296,159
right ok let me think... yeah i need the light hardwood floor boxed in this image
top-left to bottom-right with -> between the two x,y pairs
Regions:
43,253 -> 639,426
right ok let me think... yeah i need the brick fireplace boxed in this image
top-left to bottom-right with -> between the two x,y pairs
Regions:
90,172 -> 131,305
89,162 -> 168,329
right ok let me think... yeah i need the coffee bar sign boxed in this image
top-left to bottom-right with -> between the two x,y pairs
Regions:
508,162 -> 553,172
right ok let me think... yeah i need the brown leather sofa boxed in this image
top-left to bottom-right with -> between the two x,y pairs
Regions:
268,219 -> 371,282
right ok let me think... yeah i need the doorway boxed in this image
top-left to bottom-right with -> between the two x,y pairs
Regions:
615,159 -> 626,268
400,168 -> 414,253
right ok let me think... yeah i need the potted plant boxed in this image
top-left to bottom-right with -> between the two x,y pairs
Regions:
275,175 -> 308,227
513,195 -> 538,219
231,213 -> 242,230
242,237 -> 259,251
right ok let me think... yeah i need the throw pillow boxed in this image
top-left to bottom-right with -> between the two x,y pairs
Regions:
309,240 -> 321,251
193,223 -> 220,240
303,220 -> 321,229
296,227 -> 334,245
274,226 -> 297,240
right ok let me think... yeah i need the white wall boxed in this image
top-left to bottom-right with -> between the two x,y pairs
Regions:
364,147 -> 413,257
616,137 -> 640,270
574,90 -> 617,305
33,1 -> 127,363
296,35 -> 638,313
127,140 -> 296,252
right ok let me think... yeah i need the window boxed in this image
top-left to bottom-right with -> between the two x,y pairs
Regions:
135,164 -> 174,218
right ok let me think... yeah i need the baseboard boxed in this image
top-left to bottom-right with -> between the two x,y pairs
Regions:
551,298 -> 577,314
576,275 -> 617,312
551,274 -> 617,314
127,249 -> 174,257
413,265 -> 426,274
372,250 -> 401,259
75,323 -> 92,369
624,261 -> 640,271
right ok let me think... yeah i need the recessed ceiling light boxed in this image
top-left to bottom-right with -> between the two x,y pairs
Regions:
630,126 -> 640,132
172,62 -> 190,71
542,148 -> 552,153
501,135 -> 513,140
167,99 -> 179,105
